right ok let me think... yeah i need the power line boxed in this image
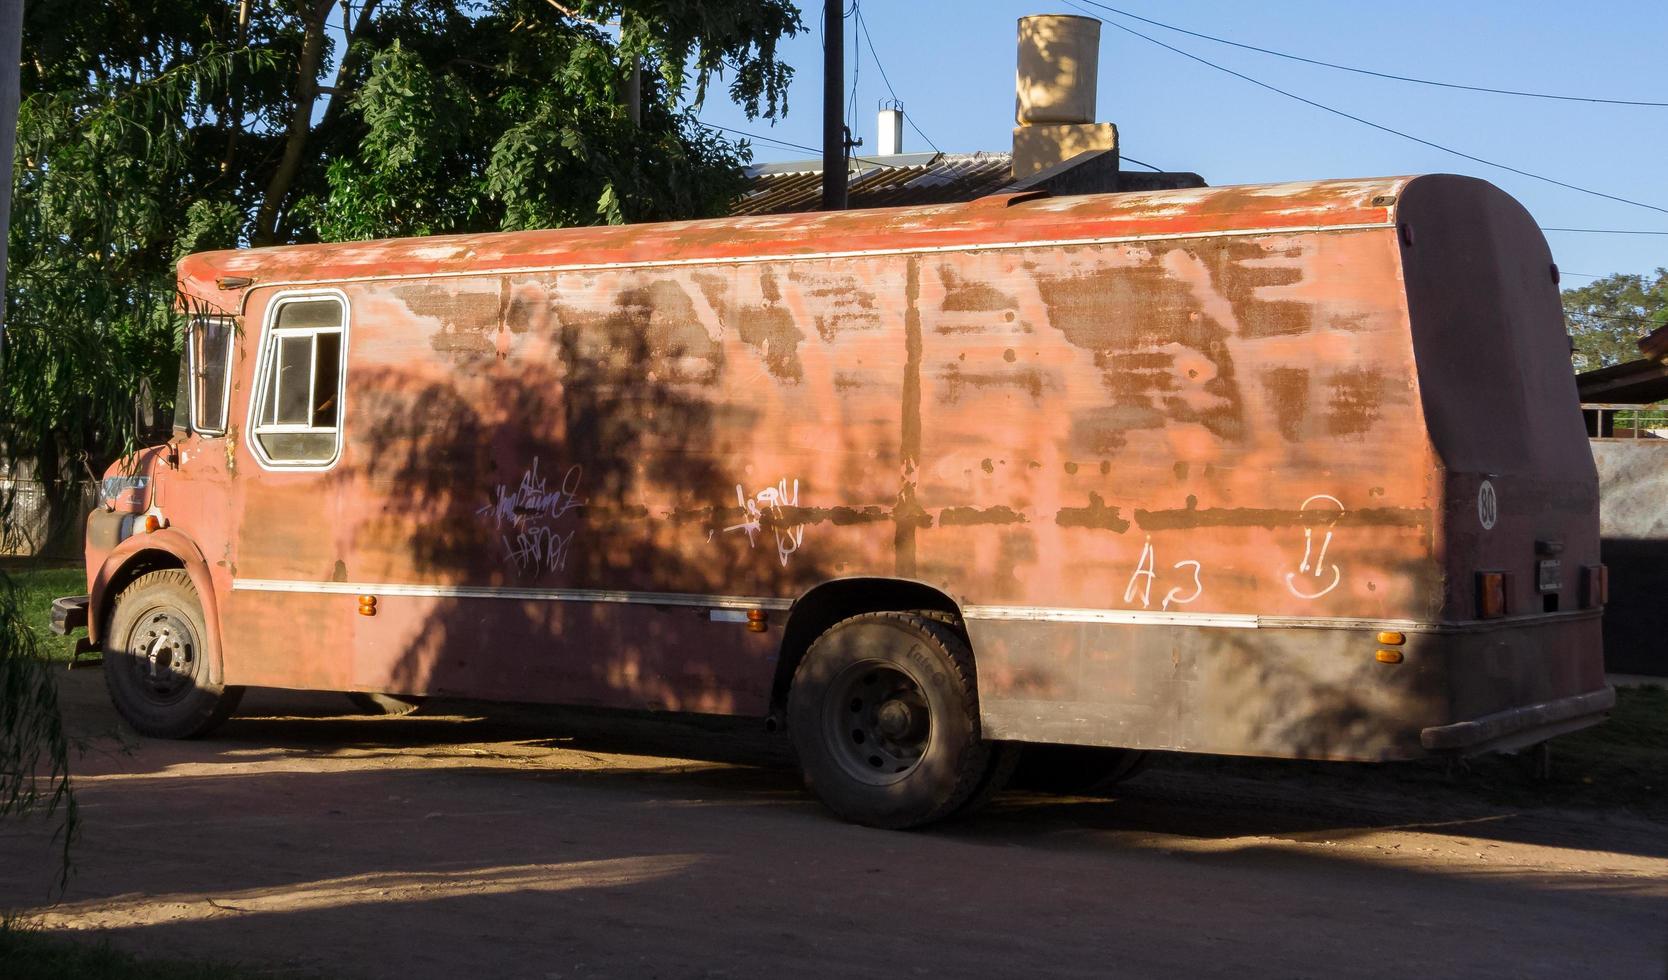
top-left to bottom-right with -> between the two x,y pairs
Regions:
701,121 -> 907,170
1567,310 -> 1665,325
1542,227 -> 1668,236
1119,153 -> 1165,172
844,0 -> 860,131
702,122 -> 820,156
1069,7 -> 1668,217
854,5 -> 942,154
1075,1 -> 1668,107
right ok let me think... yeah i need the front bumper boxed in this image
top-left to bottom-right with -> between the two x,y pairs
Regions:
50,594 -> 89,635
1420,686 -> 1616,753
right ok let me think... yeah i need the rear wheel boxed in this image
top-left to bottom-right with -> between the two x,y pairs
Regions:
345,692 -> 425,716
788,611 -> 993,828
103,570 -> 243,739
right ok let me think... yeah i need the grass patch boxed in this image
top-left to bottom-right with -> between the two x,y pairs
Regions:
1,561 -> 86,662
0,918 -> 254,980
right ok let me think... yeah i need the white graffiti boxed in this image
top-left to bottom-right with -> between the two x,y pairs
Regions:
479,458 -> 584,577
478,458 -> 585,530
1123,537 -> 1205,610
1285,493 -> 1344,599
725,478 -> 806,567
503,526 -> 575,576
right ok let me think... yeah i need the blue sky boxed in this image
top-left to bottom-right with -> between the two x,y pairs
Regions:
694,0 -> 1668,284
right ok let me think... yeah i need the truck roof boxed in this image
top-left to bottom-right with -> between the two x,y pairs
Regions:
179,175 -> 1421,306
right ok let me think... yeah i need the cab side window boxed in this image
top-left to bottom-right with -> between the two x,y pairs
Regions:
251,296 -> 347,467
189,315 -> 236,435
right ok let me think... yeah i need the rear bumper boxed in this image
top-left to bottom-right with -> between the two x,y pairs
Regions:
1420,686 -> 1616,753
50,594 -> 89,635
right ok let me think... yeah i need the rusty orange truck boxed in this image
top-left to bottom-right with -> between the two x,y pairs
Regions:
54,174 -> 1612,827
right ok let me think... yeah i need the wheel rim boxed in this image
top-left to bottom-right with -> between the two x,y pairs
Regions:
124,607 -> 199,706
822,660 -> 932,786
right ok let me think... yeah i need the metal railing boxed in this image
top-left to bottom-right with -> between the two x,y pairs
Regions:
1582,403 -> 1668,440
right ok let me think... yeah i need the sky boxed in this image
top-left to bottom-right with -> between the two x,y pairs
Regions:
694,0 -> 1668,284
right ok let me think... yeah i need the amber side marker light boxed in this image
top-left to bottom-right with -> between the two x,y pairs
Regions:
1375,649 -> 1404,664
746,609 -> 769,633
1376,631 -> 1405,646
143,515 -> 161,533
358,595 -> 378,617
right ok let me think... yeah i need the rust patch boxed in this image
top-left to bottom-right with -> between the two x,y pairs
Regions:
1056,492 -> 1132,532
1036,256 -> 1245,447
789,268 -> 878,341
938,265 -> 1020,312
558,279 -> 723,385
1326,368 -> 1386,437
394,283 -> 501,362
938,505 -> 1027,526
1200,239 -> 1313,339
1135,502 -> 1427,530
693,269 -> 803,381
1263,367 -> 1310,442
897,256 -> 924,576
981,458 -> 995,474
936,363 -> 1048,403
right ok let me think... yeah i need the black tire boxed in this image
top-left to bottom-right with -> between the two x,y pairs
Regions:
103,569 -> 243,739
788,611 -> 993,829
1011,744 -> 1149,795
345,692 -> 425,716
904,610 -> 1019,817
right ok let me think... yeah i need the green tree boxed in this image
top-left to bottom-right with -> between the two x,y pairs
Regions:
5,0 -> 802,549
1563,268 -> 1668,373
3,0 -> 77,892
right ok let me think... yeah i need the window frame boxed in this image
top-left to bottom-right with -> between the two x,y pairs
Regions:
245,289 -> 351,471
186,314 -> 237,437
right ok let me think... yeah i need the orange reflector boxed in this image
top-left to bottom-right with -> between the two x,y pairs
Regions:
1375,649 -> 1404,664
144,514 -> 160,533
358,595 -> 378,617
1376,631 -> 1405,646
1477,571 -> 1508,619
746,609 -> 769,633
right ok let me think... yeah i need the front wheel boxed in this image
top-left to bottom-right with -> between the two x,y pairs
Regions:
103,569 -> 243,739
788,612 -> 994,829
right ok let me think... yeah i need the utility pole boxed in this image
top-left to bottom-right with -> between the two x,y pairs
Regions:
820,0 -> 846,211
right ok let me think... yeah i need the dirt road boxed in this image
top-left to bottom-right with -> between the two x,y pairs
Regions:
3,670 -> 1666,979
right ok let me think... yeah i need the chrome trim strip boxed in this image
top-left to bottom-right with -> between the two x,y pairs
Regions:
231,578 -> 795,611
229,578 -> 1602,633
959,604 -> 1260,629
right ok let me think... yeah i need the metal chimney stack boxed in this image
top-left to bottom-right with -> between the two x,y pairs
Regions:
878,103 -> 904,156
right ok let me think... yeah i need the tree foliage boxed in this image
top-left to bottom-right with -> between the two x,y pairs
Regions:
4,0 -> 802,544
1563,268 -> 1668,373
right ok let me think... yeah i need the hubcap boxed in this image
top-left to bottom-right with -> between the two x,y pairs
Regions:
128,609 -> 197,705
823,662 -> 932,786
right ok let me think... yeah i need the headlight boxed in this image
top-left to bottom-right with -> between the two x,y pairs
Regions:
101,476 -> 150,513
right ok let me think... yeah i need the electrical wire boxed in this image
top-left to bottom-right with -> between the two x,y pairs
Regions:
1067,6 -> 1668,217
854,5 -> 943,155
845,0 -> 860,132
1075,0 -> 1668,107
1542,227 -> 1668,236
702,122 -> 820,156
1119,154 -> 1165,172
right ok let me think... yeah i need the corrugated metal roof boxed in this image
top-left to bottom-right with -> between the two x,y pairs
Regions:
733,152 -> 1018,216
